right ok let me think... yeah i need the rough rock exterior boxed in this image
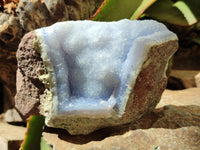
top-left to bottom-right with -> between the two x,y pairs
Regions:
132,88 -> 200,129
157,88 -> 200,107
15,22 -> 178,134
3,108 -> 23,123
16,0 -> 103,32
132,105 -> 200,129
15,31 -> 45,118
43,126 -> 200,150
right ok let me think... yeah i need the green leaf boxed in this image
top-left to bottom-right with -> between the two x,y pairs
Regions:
20,115 -> 46,150
41,136 -> 51,150
166,57 -> 173,77
145,0 -> 200,26
173,1 -> 197,25
91,0 -> 200,26
91,0 -> 156,21
130,0 -> 156,20
144,0 -> 187,25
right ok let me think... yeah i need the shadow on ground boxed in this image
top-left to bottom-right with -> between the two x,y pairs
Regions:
43,104 -> 200,144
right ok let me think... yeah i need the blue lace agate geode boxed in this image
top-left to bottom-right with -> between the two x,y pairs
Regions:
34,19 -> 178,135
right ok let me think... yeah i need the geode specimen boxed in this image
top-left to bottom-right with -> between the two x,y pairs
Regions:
15,19 -> 178,135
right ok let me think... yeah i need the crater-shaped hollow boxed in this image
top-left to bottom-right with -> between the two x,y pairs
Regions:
36,19 -> 177,117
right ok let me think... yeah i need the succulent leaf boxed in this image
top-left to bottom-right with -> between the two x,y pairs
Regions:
41,136 -> 51,150
145,0 -> 200,26
92,0 -> 200,26
130,0 -> 157,20
91,0 -> 143,21
20,115 -> 50,150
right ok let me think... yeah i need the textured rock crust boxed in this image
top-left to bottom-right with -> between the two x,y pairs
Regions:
157,88 -> 200,107
43,126 -> 200,150
120,41 -> 178,124
132,105 -> 200,129
15,29 -> 178,134
132,88 -> 200,129
15,31 -> 45,118
16,0 -> 103,32
4,108 -> 23,123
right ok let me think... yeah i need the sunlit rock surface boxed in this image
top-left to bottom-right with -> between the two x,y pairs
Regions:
15,19 -> 178,135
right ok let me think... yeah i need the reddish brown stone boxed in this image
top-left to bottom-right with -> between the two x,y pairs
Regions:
121,41 -> 178,124
131,105 -> 200,130
43,126 -> 200,150
131,88 -> 200,129
15,31 -> 45,119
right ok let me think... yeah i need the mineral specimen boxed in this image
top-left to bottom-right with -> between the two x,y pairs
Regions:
15,19 -> 178,135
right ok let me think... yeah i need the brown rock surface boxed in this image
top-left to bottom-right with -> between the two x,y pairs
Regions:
119,40 -> 178,126
0,120 -> 199,150
3,108 -> 23,123
16,0 -> 103,32
43,126 -> 200,150
168,70 -> 200,89
15,31 -> 45,118
132,88 -> 200,129
132,105 -> 200,129
157,88 -> 200,107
